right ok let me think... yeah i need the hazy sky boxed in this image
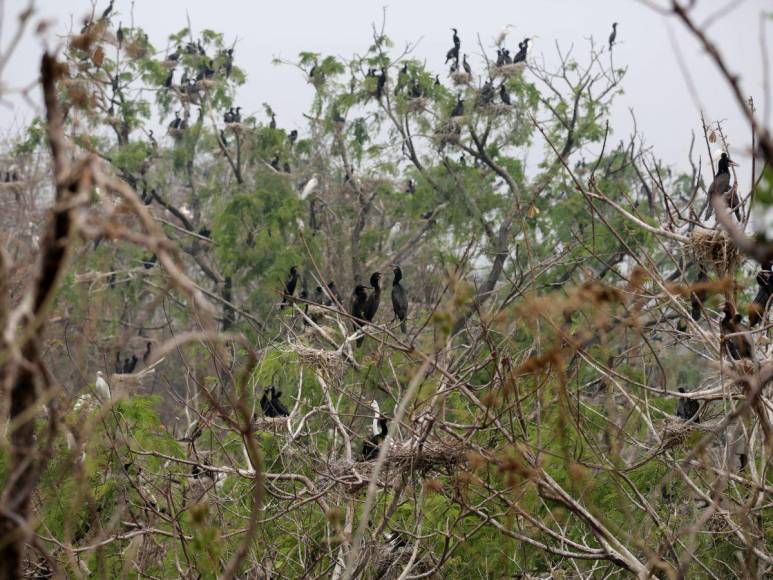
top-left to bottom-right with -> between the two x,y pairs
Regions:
1,0 -> 770,172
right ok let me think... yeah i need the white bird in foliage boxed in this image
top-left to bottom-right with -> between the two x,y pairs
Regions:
95,371 -> 111,401
494,24 -> 514,47
300,174 -> 319,200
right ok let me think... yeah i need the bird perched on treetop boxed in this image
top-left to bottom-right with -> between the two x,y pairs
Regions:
608,23 -> 618,49
720,302 -> 753,361
462,54 -> 472,76
391,266 -> 408,333
445,28 -> 460,64
513,38 -> 531,64
705,152 -> 740,220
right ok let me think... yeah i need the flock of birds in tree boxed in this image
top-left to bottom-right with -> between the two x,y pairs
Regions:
75,8 -> 769,466
281,265 -> 408,347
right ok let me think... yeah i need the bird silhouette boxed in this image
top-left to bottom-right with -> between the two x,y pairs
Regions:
721,302 -> 753,360
705,153 -> 740,220
351,284 -> 369,347
364,272 -> 382,322
608,23 -> 618,49
499,83 -> 511,106
281,266 -> 299,309
513,38 -> 531,64
676,387 -> 700,422
391,266 -> 408,334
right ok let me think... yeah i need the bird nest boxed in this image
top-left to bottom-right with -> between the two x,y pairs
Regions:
364,542 -> 434,579
480,103 -> 510,116
491,63 -> 525,78
107,362 -> 161,397
688,227 -> 738,276
284,343 -> 346,379
322,440 -> 467,493
167,127 -> 185,139
160,59 -> 177,69
406,98 -> 429,113
197,79 -> 216,91
225,122 -> 249,133
252,416 -> 290,431
659,416 -> 697,450
450,72 -> 472,86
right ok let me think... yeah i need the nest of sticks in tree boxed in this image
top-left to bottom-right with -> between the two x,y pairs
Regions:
284,343 -> 346,379
406,98 -> 429,113
364,541 -> 434,579
225,122 -> 249,133
323,439 -> 467,493
108,361 -> 162,397
491,63 -> 525,79
450,72 -> 472,86
688,227 -> 738,277
658,416 -> 723,451
197,79 -> 216,91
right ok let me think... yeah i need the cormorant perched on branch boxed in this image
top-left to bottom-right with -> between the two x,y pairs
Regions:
361,400 -> 388,461
705,153 -> 740,220
261,386 -> 289,417
364,272 -> 382,323
499,83 -> 511,106
289,129 -> 298,144
690,264 -> 708,321
163,69 -> 174,88
269,112 -> 277,129
376,69 -> 387,100
749,262 -> 773,327
450,96 -> 465,117
462,54 -> 472,76
609,23 -> 618,49
281,265 -> 299,309
479,82 -> 495,106
169,111 -> 182,130
391,266 -> 408,333
676,387 -> 700,422
445,28 -> 460,64
513,38 -> 531,64
351,284 -> 369,346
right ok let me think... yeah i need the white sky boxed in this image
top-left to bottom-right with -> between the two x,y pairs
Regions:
1,0 -> 770,173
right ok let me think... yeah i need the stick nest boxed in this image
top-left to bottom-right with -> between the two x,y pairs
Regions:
688,227 -> 738,276
491,63 -> 525,79
284,343 -> 346,379
450,72 -> 472,86
406,98 -> 429,113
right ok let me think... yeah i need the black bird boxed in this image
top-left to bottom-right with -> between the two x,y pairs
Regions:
223,48 -> 234,78
100,0 -> 115,21
496,49 -> 505,67
169,111 -> 182,130
116,22 -> 124,46
269,112 -> 277,129
406,178 -> 416,194
499,83 -> 512,106
452,28 -> 460,49
122,355 -> 138,374
609,23 -> 618,49
721,302 -> 753,360
224,108 -> 234,124
232,107 -> 242,123
271,154 -> 281,170
434,75 -> 441,87
163,69 -> 174,88
513,38 -> 531,64
312,285 -> 325,305
395,63 -> 409,95
289,129 -> 298,144
705,153 -> 739,219
261,386 -> 290,418
502,49 -> 513,65
462,54 -> 472,76
198,226 -> 211,239
750,263 -> 773,327
332,107 -> 346,125
449,57 -> 459,74
391,266 -> 408,333
364,272 -> 382,323
376,69 -> 387,100
351,284 -> 369,346
445,33 -> 460,64
676,387 -> 700,422
479,82 -> 495,106
281,265 -> 299,309
142,341 -> 152,363
450,96 -> 465,117
361,400 -> 388,460
690,264 -> 708,321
